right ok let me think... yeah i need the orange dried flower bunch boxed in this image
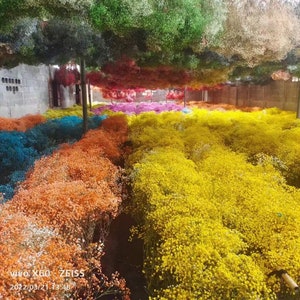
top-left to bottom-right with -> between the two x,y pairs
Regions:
0,115 -> 46,131
0,115 -> 130,299
0,208 -> 80,299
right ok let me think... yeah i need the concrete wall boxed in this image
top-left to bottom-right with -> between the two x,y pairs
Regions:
0,64 -> 50,118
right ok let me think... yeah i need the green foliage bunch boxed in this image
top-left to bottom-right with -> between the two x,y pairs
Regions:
90,0 -> 226,67
127,109 -> 300,299
0,0 -> 93,33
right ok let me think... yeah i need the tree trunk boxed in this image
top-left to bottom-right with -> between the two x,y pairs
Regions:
80,58 -> 88,133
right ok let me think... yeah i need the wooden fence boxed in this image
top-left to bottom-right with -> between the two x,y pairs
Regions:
187,80 -> 300,112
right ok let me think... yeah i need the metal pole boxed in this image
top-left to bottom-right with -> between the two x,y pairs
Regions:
88,78 -> 92,111
80,58 -> 88,133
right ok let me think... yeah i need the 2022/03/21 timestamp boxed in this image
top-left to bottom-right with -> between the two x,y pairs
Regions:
9,282 -> 75,292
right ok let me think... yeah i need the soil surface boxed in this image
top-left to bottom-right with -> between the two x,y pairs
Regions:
101,213 -> 148,300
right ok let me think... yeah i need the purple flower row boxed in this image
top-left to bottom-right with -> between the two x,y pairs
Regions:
93,102 -> 184,115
